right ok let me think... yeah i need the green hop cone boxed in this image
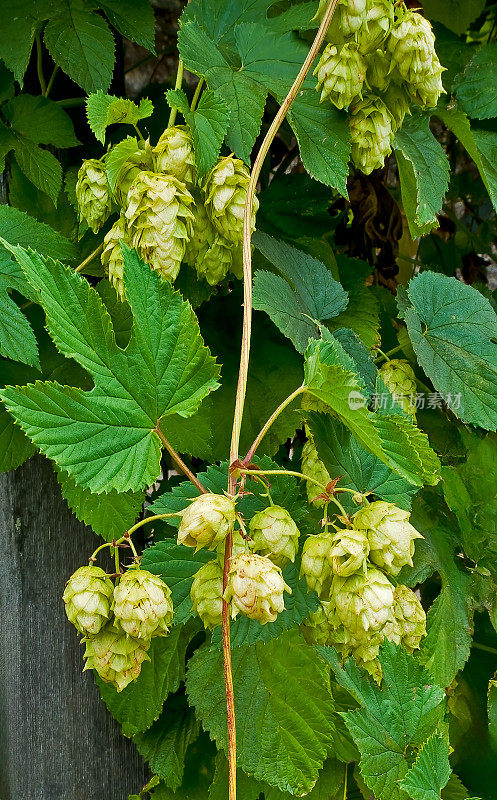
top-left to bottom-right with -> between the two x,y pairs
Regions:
329,528 -> 370,577
83,622 -> 150,692
113,568 -> 174,639
110,138 -> 154,207
101,214 -> 128,300
349,95 -> 394,174
314,43 -> 367,110
332,566 -> 394,636
365,50 -> 393,93
224,552 -> 291,624
63,565 -> 114,636
387,10 -> 441,85
197,236 -> 233,286
249,505 -> 300,567
300,532 -> 335,597
153,125 -> 196,184
357,0 -> 394,53
353,500 -> 423,576
76,159 -> 111,233
184,198 -> 216,267
125,170 -> 194,282
382,82 -> 411,129
301,436 -> 331,508
301,600 -> 335,646
203,156 -> 258,245
178,493 -> 236,551
191,560 -> 224,630
314,0 -> 367,43
384,584 -> 426,652
379,358 -> 417,418
408,66 -> 445,109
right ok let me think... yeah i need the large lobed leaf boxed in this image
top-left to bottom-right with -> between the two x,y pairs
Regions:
0,245 -> 220,493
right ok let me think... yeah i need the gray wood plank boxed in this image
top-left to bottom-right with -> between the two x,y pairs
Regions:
0,455 -> 149,800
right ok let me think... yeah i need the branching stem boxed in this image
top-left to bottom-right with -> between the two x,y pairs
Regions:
75,244 -> 104,274
168,60 -> 184,127
155,426 -> 207,493
244,383 -> 306,463
35,36 -> 47,95
190,78 -> 205,112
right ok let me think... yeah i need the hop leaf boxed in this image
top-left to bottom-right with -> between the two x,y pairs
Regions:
113,568 -> 174,639
101,214 -> 128,300
353,500 -> 423,576
224,552 -> 291,624
314,43 -> 367,110
76,159 -> 111,233
203,156 -> 258,245
177,493 -> 236,551
249,505 -> 300,567
349,95 -> 394,174
83,622 -> 150,692
63,565 -> 114,636
379,359 -> 417,418
107,137 -> 155,206
153,125 -> 196,184
190,560 -> 224,630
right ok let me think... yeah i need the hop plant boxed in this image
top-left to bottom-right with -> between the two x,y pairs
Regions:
249,505 -> 300,567
386,584 -> 426,652
197,237 -> 234,285
382,82 -> 411,129
101,214 -> 128,300
357,0 -> 394,53
224,553 -> 291,624
190,560 -> 224,630
349,95 -> 394,174
366,50 -> 393,93
314,43 -> 367,110
203,156 -> 258,245
177,493 -> 236,551
387,10 -> 441,86
379,358 -> 417,418
111,139 -> 154,206
300,532 -> 335,597
113,568 -> 173,639
332,566 -> 394,636
76,159 -> 111,233
63,565 -> 114,636
83,622 -> 150,692
329,528 -> 370,577
301,437 -> 331,508
125,171 -> 194,282
353,501 -> 423,576
153,125 -> 196,184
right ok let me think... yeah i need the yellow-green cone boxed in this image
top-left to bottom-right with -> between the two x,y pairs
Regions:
191,560 -> 224,630
353,500 -> 423,576
314,43 -> 367,110
300,531 -> 335,597
203,156 -> 258,245
349,95 -> 394,174
178,493 -> 236,551
101,214 -> 128,300
301,436 -> 331,508
379,358 -> 417,418
63,565 -> 114,636
153,125 -> 196,185
113,568 -> 174,639
83,622 -> 150,692
250,505 -> 300,567
224,552 -> 291,624
76,159 -> 111,233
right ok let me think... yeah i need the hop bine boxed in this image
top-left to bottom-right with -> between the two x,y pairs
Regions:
63,565 -> 114,636
224,553 -> 291,624
250,505 -> 300,567
177,493 -> 236,551
113,568 -> 173,639
76,158 -> 111,233
83,622 -> 150,692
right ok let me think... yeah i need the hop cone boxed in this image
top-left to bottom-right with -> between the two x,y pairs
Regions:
329,528 -> 370,577
357,0 -> 394,53
380,358 -> 417,418
387,11 -> 441,85
353,500 -> 423,576
250,505 -> 300,567
314,0 -> 368,42
184,199 -> 216,268
300,532 -> 335,597
191,560 -> 224,630
101,214 -> 128,300
332,566 -> 394,636
153,125 -> 196,184
76,159 -> 111,233
83,622 -> 150,692
113,568 -> 174,639
203,156 -> 258,245
111,139 -> 154,206
301,601 -> 335,646
178,493 -> 236,551
382,82 -> 411,129
125,171 -> 194,282
63,565 -> 113,636
301,437 -> 331,508
349,95 -> 394,174
224,553 -> 291,624
197,237 -> 234,285
366,50 -> 393,93
385,584 -> 426,652
314,43 -> 366,110
408,67 -> 445,109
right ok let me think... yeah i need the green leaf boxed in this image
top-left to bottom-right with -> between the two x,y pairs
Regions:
0,205 -> 77,264
394,113 -> 450,238
0,245 -> 220,493
166,88 -> 230,177
134,698 -> 200,789
86,91 -> 154,143
186,631 -> 336,794
400,733 -> 451,800
422,0 -> 485,36
400,271 -> 497,430
141,539 -> 215,626
96,0 -> 156,51
44,0 -> 115,93
0,0 -> 51,84
13,138 -> 62,205
105,136 -> 141,194
329,256 -> 380,351
0,291 -> 40,368
252,231 -> 348,353
488,674 -> 497,751
96,622 -> 200,737
453,44 -> 497,120
56,469 -> 145,541
0,406 -> 35,472
150,732 -> 217,800
321,642 -> 445,800
3,94 -> 80,148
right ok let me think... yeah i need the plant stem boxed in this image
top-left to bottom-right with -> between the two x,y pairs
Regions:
155,426 -> 207,493
472,641 -> 497,656
133,123 -> 144,142
126,512 -> 181,537
56,97 -> 86,108
244,383 -> 306,463
35,36 -> 47,95
168,60 -> 184,127
44,66 -> 58,98
114,545 -> 121,574
75,244 -> 104,273
190,78 -> 205,112
224,5 -> 339,798
374,344 -> 404,363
